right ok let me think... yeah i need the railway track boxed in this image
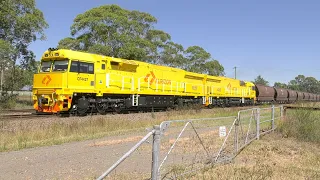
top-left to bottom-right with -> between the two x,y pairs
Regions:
0,113 -> 53,120
0,108 -> 35,114
0,103 -> 290,120
0,108 -> 54,120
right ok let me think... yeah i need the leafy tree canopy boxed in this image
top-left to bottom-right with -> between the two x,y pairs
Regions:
274,82 -> 288,89
0,0 -> 48,60
0,0 -> 48,91
287,75 -> 320,93
254,75 -> 269,86
58,4 -> 225,76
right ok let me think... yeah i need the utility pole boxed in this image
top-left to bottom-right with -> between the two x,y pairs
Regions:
233,66 -> 237,79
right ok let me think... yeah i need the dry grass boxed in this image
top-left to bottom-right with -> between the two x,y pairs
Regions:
87,133 -> 320,180
0,107 -> 240,152
278,104 -> 320,143
88,135 -> 144,147
102,104 -> 320,180
184,133 -> 320,180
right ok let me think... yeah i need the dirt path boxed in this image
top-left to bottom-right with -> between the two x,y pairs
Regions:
0,126 -> 225,180
0,131 -> 154,180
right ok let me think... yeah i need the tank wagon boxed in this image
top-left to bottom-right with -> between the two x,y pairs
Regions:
32,48 -> 257,115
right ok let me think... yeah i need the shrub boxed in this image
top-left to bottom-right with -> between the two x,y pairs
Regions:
278,108 -> 320,143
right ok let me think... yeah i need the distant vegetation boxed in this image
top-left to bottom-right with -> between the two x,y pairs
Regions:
275,75 -> 320,94
253,75 -> 269,86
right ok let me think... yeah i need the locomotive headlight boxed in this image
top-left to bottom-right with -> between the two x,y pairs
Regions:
74,93 -> 77,96
41,94 -> 45,97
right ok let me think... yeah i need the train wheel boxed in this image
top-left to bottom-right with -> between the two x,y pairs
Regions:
77,97 -> 89,116
112,106 -> 121,114
96,102 -> 107,115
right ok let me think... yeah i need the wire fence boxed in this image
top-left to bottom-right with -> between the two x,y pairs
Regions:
97,105 -> 283,180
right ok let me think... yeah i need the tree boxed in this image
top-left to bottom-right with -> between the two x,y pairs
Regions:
184,46 -> 211,73
159,41 -> 185,67
19,51 -> 39,86
274,82 -> 288,89
304,77 -> 320,93
58,4 -> 225,76
288,75 -> 320,93
0,0 -> 48,92
288,75 -> 305,91
254,75 -> 269,86
58,4 -> 167,61
203,60 -> 225,76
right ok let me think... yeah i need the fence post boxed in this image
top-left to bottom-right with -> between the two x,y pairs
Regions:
151,125 -> 161,180
256,108 -> 260,140
234,117 -> 239,154
271,105 -> 275,130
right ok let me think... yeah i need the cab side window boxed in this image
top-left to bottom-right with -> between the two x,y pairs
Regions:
70,60 -> 94,74
70,61 -> 78,72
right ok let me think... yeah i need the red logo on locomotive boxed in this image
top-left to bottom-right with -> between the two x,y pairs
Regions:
42,75 -> 52,86
144,71 -> 171,85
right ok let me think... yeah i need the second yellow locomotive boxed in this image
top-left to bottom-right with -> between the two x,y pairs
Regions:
32,48 -> 256,115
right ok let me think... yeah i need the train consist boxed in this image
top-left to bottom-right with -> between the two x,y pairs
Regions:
32,48 -> 319,115
255,84 -> 319,104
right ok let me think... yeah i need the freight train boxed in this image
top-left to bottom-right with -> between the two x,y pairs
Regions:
32,48 -> 319,115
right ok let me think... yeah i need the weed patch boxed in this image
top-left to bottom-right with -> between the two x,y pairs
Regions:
278,108 -> 320,143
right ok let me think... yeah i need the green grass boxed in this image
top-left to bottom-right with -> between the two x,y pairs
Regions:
0,94 -> 33,109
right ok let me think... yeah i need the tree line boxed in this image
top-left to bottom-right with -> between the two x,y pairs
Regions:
0,2 -> 225,96
254,74 -> 320,94
58,5 -> 225,76
0,0 -> 47,92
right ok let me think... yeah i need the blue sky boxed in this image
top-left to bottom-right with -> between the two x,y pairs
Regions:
30,0 -> 320,85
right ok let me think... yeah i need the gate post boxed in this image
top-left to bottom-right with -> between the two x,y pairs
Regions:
234,117 -> 239,154
256,108 -> 260,140
271,105 -> 275,130
151,125 -> 161,180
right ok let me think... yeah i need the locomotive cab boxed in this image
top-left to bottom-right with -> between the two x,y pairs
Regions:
32,48 -> 99,113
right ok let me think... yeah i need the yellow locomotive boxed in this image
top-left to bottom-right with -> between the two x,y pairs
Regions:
32,48 -> 256,115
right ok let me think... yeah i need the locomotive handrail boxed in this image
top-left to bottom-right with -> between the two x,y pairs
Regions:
137,76 -> 206,96
107,73 -> 135,91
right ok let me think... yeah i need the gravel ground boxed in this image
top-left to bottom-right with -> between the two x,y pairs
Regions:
0,130 -> 153,180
